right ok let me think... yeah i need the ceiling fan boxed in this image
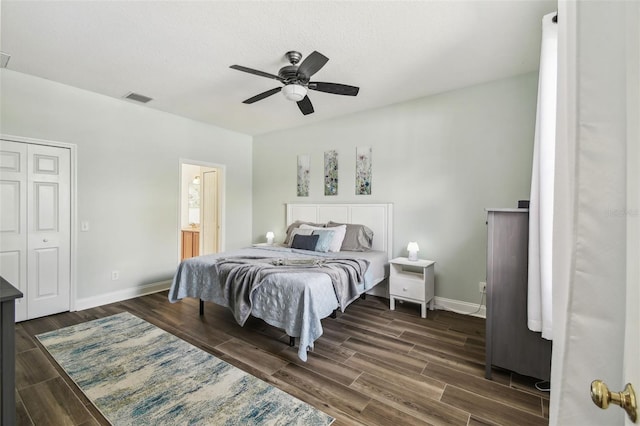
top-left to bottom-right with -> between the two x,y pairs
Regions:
230,51 -> 359,116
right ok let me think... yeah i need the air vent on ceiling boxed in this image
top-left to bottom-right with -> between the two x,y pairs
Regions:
123,91 -> 153,103
0,52 -> 11,68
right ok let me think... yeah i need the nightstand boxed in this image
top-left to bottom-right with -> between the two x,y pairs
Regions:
388,257 -> 436,318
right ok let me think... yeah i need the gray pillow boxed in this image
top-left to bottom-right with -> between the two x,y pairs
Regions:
284,221 -> 324,245
327,221 -> 374,251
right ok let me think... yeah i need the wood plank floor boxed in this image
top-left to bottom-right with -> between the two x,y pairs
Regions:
14,292 -> 549,425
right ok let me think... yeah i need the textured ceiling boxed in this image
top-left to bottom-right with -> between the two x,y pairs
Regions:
1,1 -> 557,136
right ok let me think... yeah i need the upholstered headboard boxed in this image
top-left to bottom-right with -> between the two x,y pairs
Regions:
285,203 -> 393,259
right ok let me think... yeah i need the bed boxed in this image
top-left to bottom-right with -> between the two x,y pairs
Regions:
169,203 -> 393,361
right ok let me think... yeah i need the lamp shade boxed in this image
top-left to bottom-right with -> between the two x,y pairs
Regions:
407,241 -> 419,261
282,84 -> 307,102
266,231 -> 275,244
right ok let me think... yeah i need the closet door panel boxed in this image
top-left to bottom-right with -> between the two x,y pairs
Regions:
34,183 -> 59,231
0,141 -> 27,322
1,181 -> 21,232
33,248 -> 60,297
27,144 -> 70,320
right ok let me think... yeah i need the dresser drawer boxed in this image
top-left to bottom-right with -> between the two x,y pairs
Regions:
389,273 -> 425,301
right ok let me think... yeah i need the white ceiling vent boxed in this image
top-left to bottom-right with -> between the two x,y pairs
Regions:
123,92 -> 153,103
0,52 -> 11,68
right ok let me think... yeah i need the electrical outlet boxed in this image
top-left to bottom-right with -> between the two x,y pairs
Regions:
111,270 -> 119,281
479,281 -> 487,293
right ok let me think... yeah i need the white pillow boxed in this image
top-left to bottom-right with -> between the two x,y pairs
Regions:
300,224 -> 346,252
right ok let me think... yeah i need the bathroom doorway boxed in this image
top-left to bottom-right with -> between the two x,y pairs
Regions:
179,160 -> 224,261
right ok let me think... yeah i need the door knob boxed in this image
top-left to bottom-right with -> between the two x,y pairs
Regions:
591,380 -> 637,422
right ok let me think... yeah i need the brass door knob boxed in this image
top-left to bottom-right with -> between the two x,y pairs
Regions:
591,380 -> 637,423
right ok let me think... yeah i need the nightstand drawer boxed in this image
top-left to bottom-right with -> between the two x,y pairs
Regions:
389,274 -> 425,301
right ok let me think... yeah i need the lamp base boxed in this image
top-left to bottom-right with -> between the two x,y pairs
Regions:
408,252 -> 418,261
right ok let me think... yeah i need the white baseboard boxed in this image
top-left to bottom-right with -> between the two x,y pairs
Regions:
75,280 -> 172,311
74,281 -> 485,319
433,296 -> 486,319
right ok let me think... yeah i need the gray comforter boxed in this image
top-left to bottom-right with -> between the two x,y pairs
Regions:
215,256 -> 369,325
168,247 -> 371,361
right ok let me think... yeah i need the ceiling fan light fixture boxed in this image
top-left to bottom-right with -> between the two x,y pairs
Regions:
282,84 -> 307,102
230,51 -> 359,115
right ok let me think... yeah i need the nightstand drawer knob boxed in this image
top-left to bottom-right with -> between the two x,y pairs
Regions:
403,287 -> 407,291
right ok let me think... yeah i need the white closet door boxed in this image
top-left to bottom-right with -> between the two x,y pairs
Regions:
0,140 -> 71,321
26,144 -> 71,319
0,141 -> 28,322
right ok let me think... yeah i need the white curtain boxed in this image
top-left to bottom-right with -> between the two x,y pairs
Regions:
527,12 -> 557,340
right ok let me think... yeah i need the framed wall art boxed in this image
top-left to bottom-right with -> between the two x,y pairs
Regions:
297,155 -> 310,197
324,150 -> 338,196
356,146 -> 372,195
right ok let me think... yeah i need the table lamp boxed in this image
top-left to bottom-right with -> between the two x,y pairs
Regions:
407,241 -> 419,261
266,231 -> 275,245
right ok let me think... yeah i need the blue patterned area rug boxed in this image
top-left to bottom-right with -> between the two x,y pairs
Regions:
36,312 -> 334,425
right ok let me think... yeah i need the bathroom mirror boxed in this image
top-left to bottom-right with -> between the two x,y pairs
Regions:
188,179 -> 200,225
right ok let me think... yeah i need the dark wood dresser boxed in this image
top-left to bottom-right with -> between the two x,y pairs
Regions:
485,209 -> 552,381
1,276 -> 23,425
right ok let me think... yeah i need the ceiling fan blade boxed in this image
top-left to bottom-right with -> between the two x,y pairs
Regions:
242,87 -> 282,104
308,82 -> 359,96
297,96 -> 314,115
230,65 -> 283,82
296,51 -> 329,80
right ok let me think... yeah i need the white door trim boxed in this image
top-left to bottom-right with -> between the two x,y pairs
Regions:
178,158 -> 226,258
1,134 -> 77,312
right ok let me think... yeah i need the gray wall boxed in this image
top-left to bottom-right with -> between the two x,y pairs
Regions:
1,69 -> 253,301
253,72 -> 537,304
1,68 -> 536,307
